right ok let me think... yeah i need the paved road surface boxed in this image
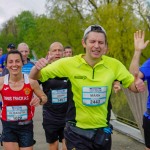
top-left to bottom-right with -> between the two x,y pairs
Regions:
0,106 -> 145,150
33,106 -> 145,150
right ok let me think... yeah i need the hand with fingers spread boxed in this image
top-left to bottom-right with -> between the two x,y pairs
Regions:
134,30 -> 149,52
130,30 -> 149,76
46,54 -> 55,64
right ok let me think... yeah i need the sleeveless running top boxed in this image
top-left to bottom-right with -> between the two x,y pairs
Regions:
0,74 -> 34,121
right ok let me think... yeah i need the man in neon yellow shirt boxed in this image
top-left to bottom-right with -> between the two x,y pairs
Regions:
29,25 -> 145,150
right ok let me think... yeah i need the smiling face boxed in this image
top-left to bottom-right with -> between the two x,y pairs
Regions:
82,32 -> 108,60
6,53 -> 23,75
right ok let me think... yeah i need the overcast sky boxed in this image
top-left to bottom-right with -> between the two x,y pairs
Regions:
0,0 -> 47,28
0,0 -> 150,28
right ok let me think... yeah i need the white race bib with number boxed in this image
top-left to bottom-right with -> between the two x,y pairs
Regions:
82,86 -> 107,106
52,89 -> 67,104
6,106 -> 28,121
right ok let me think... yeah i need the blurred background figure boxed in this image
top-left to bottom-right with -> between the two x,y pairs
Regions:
63,46 -> 73,57
0,47 -> 3,76
17,42 -> 35,74
2,42 -> 35,76
0,48 -> 3,57
0,43 -> 16,73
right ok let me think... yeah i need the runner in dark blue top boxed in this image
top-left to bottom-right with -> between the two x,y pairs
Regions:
41,42 -> 67,150
129,30 -> 150,150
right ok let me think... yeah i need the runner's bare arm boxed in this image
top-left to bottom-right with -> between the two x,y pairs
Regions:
29,58 -> 49,80
29,78 -> 47,106
0,76 -> 4,91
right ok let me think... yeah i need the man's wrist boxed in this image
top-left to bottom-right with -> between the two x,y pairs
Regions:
134,84 -> 139,92
39,98 -> 43,105
35,65 -> 41,71
134,49 -> 142,53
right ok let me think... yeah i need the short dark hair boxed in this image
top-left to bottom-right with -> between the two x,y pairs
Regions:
6,50 -> 24,65
64,46 -> 72,50
7,43 -> 16,49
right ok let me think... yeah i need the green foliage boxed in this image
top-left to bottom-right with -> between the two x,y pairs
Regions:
89,2 -> 145,67
15,11 -> 36,42
0,19 -> 18,52
49,5 -> 85,55
0,0 -> 149,63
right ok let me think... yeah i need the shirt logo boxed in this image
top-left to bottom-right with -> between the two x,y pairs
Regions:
74,76 -> 87,80
4,87 -> 9,91
23,88 -> 31,95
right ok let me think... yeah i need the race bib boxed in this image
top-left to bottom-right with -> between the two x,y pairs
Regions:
82,86 -> 107,106
6,106 -> 28,121
51,89 -> 67,104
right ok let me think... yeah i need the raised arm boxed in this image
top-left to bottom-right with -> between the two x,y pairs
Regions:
129,30 -> 149,76
129,30 -> 149,93
29,58 -> 49,80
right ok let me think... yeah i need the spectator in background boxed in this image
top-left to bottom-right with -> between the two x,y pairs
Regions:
0,47 -> 3,76
17,43 -> 35,74
2,42 -> 35,76
0,43 -> 16,73
63,46 -> 73,57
